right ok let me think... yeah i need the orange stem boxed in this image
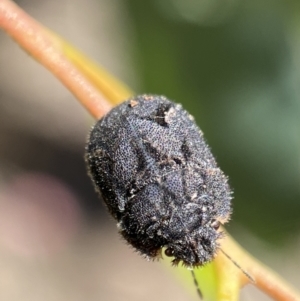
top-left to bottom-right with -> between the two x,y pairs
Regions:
217,232 -> 300,301
0,0 -> 112,119
248,255 -> 300,301
47,33 -> 134,105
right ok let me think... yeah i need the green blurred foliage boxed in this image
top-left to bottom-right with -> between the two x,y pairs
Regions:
123,0 -> 300,244
164,256 -> 217,301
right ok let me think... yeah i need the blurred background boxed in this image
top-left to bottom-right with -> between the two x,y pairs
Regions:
0,0 -> 300,300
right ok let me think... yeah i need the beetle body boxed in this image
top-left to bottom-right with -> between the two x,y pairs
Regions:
86,95 -> 232,266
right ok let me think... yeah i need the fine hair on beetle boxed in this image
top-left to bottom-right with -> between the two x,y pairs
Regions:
85,94 -> 252,299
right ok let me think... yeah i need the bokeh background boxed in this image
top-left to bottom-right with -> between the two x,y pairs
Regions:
0,0 -> 300,300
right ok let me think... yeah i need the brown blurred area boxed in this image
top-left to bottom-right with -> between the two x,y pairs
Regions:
0,1 -> 299,301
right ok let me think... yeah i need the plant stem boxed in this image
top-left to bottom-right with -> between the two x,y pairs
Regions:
217,232 -> 300,301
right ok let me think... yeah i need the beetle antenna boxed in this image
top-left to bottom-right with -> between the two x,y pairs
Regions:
220,249 -> 255,283
191,269 -> 203,299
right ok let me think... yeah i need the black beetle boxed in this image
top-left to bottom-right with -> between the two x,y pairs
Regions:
86,94 -> 232,267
